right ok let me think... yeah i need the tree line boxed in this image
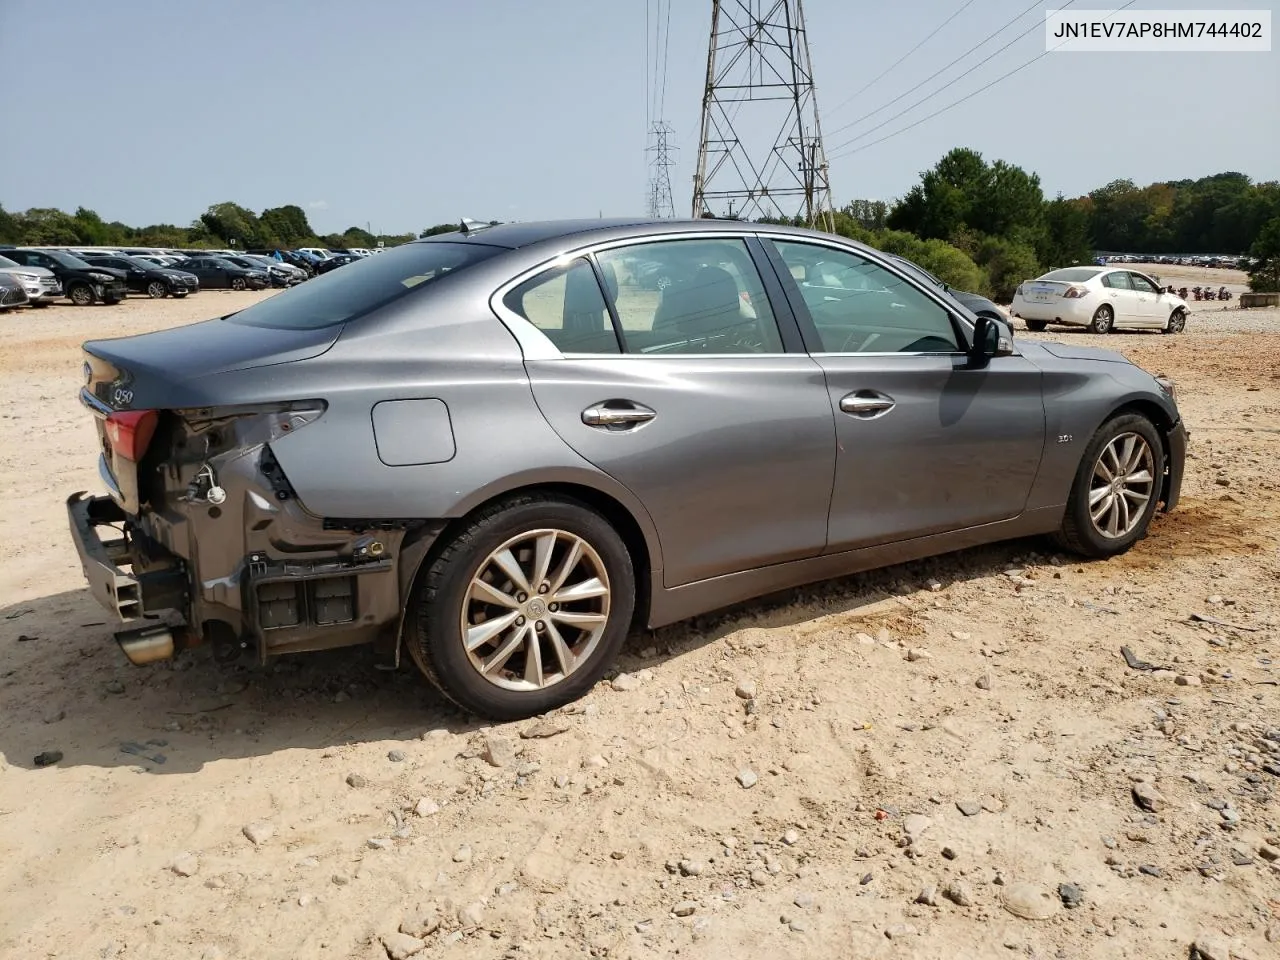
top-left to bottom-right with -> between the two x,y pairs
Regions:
0,201 -> 418,252
826,150 -> 1280,297
3,157 -> 1278,294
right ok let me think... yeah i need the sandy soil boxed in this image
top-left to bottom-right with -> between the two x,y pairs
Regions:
1,284 -> 1277,960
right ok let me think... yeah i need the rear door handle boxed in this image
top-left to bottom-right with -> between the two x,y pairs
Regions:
839,392 -> 896,418
581,402 -> 657,428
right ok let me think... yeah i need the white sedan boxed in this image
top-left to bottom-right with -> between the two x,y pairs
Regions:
1010,266 -> 1189,334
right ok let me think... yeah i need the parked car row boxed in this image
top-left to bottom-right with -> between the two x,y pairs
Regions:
0,243 -> 378,311
1099,253 -> 1253,269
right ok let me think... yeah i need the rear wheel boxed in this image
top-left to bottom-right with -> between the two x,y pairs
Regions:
1164,308 -> 1186,334
1024,319 -> 1048,332
406,495 -> 635,720
1088,304 -> 1114,334
68,281 -> 94,306
146,280 -> 167,299
1055,413 -> 1164,558
230,277 -> 247,291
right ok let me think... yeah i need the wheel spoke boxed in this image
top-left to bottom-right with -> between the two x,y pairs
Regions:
1088,484 -> 1111,507
1126,469 -> 1153,486
470,578 -> 520,609
1091,492 -> 1113,524
550,610 -> 607,627
552,576 -> 608,604
491,548 -> 532,595
1106,497 -> 1122,536
1121,488 -> 1150,506
1104,444 -> 1122,478
465,610 -> 520,651
1094,457 -> 1114,482
1117,436 -> 1137,475
548,540 -> 583,595
481,624 -> 528,675
545,620 -> 576,676
1117,491 -> 1131,533
531,532 -> 557,591
523,629 -> 544,687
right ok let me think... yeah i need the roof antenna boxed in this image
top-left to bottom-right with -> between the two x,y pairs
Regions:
459,217 -> 484,234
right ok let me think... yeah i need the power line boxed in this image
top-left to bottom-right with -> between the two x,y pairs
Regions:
644,0 -> 650,130
828,0 -> 1139,161
825,0 -> 978,119
827,0 -> 1080,155
824,0 -> 1057,142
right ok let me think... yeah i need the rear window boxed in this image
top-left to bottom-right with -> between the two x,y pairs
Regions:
225,241 -> 503,330
1041,267 -> 1103,282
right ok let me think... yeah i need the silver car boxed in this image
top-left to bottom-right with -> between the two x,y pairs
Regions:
67,219 -> 1187,719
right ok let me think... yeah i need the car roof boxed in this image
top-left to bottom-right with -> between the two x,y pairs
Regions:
410,217 -> 870,253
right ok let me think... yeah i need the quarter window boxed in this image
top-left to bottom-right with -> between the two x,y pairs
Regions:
594,238 -> 784,354
772,241 -> 960,354
502,258 -> 621,354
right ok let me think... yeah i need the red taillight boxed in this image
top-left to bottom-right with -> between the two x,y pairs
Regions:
105,409 -> 158,461
1063,285 -> 1087,299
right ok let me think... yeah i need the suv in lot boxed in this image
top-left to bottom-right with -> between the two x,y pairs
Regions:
0,254 -> 62,306
170,256 -> 269,290
1,248 -> 128,305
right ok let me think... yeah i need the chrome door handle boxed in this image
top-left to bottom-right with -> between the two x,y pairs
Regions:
581,403 -> 656,427
840,393 -> 895,417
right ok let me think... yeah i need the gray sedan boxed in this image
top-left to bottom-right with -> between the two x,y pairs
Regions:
68,219 -> 1187,719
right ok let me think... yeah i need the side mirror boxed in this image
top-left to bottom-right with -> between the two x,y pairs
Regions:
969,315 -> 1014,366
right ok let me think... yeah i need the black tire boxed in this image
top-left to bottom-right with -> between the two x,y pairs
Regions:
1024,319 -> 1048,332
1164,308 -> 1186,334
230,277 -> 247,291
146,280 -> 167,299
1088,304 -> 1114,334
406,494 -> 635,720
68,282 -> 95,306
1054,412 -> 1165,559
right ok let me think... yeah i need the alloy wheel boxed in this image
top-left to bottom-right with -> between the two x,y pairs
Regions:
459,528 -> 611,692
1088,433 -> 1155,538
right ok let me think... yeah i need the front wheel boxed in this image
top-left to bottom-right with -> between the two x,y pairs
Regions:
1164,309 -> 1186,334
230,277 -> 247,291
1054,413 -> 1164,558
68,282 -> 95,306
406,495 -> 635,720
1088,304 -> 1114,334
146,280 -> 167,299
1024,319 -> 1048,332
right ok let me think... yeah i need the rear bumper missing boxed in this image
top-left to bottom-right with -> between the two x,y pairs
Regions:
66,492 -> 186,622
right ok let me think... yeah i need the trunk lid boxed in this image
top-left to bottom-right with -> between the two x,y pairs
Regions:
82,317 -> 342,513
1021,280 -> 1073,303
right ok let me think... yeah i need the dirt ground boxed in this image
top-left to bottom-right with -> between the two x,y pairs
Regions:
1,276 -> 1277,960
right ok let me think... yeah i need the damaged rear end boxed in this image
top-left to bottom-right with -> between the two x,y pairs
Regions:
69,336 -> 411,666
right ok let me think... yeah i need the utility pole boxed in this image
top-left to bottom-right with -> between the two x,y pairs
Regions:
692,0 -> 834,230
645,121 -> 678,219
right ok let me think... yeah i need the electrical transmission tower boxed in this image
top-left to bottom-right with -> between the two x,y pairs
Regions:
692,0 -> 834,230
645,121 -> 677,219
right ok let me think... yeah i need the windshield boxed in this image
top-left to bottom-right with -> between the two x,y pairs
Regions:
1042,267 -> 1104,282
48,250 -> 93,269
0,256 -> 20,269
123,256 -> 161,270
227,241 -> 503,330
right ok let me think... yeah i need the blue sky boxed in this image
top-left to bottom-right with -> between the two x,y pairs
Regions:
0,0 -> 1275,234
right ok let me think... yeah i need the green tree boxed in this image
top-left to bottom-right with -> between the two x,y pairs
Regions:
259,205 -> 314,245
420,222 -> 459,238
16,208 -> 83,245
0,204 -> 21,243
1038,195 -> 1093,269
1248,217 -> 1280,292
975,237 -> 1040,302
201,202 -> 273,248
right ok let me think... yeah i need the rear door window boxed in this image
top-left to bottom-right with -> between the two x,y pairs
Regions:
228,241 -> 503,330
1102,272 -> 1132,290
